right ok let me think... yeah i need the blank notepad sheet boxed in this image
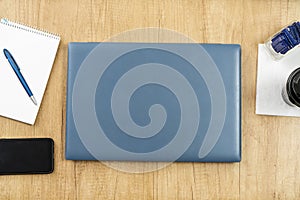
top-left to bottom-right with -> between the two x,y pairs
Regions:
0,19 -> 60,124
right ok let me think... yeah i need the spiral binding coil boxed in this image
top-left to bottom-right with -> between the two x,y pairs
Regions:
0,18 -> 60,40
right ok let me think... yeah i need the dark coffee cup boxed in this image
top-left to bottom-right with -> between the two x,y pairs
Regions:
284,67 -> 300,107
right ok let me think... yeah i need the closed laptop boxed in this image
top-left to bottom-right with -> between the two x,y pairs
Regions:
66,43 -> 241,162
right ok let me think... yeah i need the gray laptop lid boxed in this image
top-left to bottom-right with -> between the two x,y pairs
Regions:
66,42 -> 241,162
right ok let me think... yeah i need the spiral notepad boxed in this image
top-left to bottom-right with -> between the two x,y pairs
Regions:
0,18 -> 60,124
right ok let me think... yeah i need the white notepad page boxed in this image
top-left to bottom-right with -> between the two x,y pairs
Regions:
0,19 -> 60,124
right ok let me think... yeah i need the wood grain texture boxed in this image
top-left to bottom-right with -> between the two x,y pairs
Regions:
0,0 -> 299,199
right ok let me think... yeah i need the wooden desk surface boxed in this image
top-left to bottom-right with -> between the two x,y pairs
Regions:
0,0 -> 300,199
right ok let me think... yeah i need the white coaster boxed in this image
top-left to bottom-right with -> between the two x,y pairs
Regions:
256,44 -> 300,117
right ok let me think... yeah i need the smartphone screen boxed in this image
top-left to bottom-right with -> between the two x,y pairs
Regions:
0,138 -> 54,175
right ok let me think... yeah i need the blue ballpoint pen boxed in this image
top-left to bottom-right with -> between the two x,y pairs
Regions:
3,49 -> 37,105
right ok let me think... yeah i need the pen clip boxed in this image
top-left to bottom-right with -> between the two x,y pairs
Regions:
3,49 -> 20,70
10,55 -> 20,70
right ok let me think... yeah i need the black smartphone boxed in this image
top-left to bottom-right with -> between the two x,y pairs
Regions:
0,138 -> 54,175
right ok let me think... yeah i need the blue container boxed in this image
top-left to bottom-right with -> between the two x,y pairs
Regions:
265,21 -> 300,60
